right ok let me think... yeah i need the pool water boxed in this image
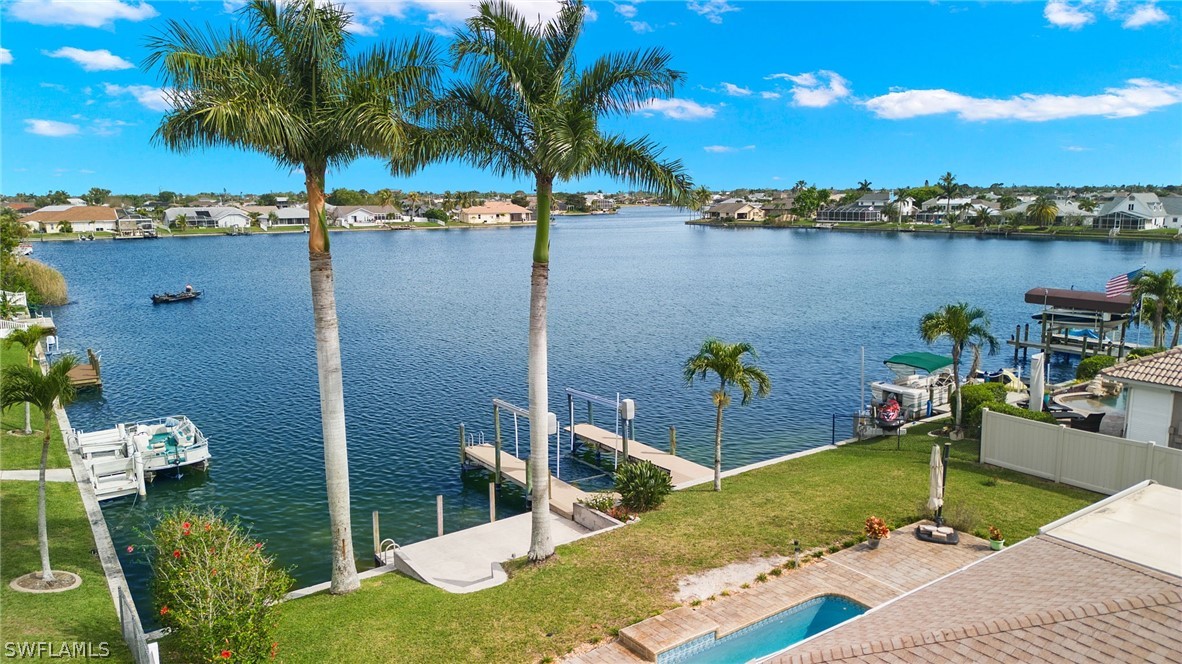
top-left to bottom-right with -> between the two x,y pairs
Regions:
668,595 -> 867,663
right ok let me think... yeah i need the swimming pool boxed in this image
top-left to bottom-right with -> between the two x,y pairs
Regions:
662,595 -> 867,664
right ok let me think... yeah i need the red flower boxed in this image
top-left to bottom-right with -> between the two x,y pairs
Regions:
182,521 -> 192,530
173,549 -> 182,559
126,545 -> 135,553
159,606 -> 169,615
182,529 -> 191,536
220,649 -> 232,659
253,542 -> 263,550
211,569 -> 217,576
205,523 -> 212,531
270,642 -> 278,658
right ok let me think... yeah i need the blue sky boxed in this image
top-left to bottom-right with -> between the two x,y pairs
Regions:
1,0 -> 1180,197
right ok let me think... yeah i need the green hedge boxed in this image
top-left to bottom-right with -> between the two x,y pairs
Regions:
951,383 -> 1008,422
968,401 -> 1058,432
1127,347 -> 1167,360
1076,355 -> 1118,381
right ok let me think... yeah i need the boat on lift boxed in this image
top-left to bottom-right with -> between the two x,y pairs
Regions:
972,367 -> 1028,392
870,352 -> 957,423
73,415 -> 211,501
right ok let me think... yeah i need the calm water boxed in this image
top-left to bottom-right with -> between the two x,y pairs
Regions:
34,207 -> 1180,612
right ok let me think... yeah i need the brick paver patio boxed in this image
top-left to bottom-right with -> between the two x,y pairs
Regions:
564,522 -> 991,663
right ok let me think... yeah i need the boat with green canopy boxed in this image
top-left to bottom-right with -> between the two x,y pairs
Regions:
871,352 -> 956,425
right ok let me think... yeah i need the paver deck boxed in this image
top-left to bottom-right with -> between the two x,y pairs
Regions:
463,443 -> 588,518
565,522 -> 992,663
568,423 -> 712,486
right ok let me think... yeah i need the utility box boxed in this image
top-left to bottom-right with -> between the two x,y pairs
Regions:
619,399 -> 636,421
547,412 -> 559,436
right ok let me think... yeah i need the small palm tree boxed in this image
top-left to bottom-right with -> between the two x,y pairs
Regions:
1,355 -> 79,583
1132,269 -> 1180,348
919,303 -> 999,431
971,207 -> 993,228
3,325 -> 53,434
375,188 -> 395,208
683,339 -> 771,491
404,0 -> 690,560
792,179 -> 807,192
267,210 -> 279,226
174,214 -> 188,232
692,186 -> 712,219
247,211 -> 262,228
857,179 -> 872,191
1028,197 -> 1058,227
938,171 -> 957,218
404,191 -> 420,216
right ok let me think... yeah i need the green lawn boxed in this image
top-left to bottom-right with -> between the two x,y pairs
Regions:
272,423 -> 1099,663
0,481 -> 131,662
0,343 -> 69,470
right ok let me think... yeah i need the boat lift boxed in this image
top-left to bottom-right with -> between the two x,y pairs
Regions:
476,398 -> 559,484
565,388 -> 635,467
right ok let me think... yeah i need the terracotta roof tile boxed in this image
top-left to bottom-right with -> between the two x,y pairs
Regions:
1101,347 -> 1182,389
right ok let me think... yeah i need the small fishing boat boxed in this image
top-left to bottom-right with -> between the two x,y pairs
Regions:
151,288 -> 201,304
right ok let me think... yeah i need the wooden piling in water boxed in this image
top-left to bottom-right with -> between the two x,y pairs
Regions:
458,423 -> 466,466
372,510 -> 380,559
489,482 -> 496,523
669,426 -> 677,456
436,495 -> 443,537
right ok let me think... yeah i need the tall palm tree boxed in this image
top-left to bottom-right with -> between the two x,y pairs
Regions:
3,325 -> 52,434
692,186 -> 712,219
402,0 -> 690,560
1131,269 -> 1180,348
1,355 -> 79,583
919,303 -> 999,431
683,339 -> 771,491
146,0 -> 441,594
938,171 -> 957,219
792,179 -> 807,192
1028,197 -> 1059,227
404,191 -> 420,216
857,179 -> 872,191
375,188 -> 396,208
1167,294 -> 1182,348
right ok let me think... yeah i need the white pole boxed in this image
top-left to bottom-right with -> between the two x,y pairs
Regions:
614,393 -> 620,468
860,346 -> 866,415
436,495 -> 443,537
555,426 -> 560,479
513,413 -> 519,457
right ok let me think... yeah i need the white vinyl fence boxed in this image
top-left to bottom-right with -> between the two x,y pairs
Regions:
980,408 -> 1182,495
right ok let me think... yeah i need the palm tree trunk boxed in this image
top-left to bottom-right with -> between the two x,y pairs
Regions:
1172,319 -> 1180,348
306,164 -> 359,595
713,401 -> 724,492
24,402 -> 32,435
952,349 -> 963,430
528,175 -> 554,561
1155,302 -> 1165,348
38,420 -> 54,582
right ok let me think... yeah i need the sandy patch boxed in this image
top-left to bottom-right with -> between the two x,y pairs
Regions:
674,554 -> 789,603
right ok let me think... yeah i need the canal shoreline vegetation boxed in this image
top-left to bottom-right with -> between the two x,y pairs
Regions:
147,0 -> 444,595
686,218 -> 1182,242
0,345 -> 70,470
405,0 -> 693,561
265,422 -> 1098,663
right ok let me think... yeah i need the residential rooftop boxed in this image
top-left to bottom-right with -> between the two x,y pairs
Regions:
1102,346 -> 1182,390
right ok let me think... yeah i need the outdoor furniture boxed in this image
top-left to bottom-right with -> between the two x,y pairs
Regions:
1070,412 -> 1105,432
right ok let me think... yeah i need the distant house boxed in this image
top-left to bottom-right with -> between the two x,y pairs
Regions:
459,202 -> 533,224
330,205 -> 401,227
274,196 -> 293,209
1159,195 -> 1182,229
21,205 -> 118,233
1092,193 -> 1167,231
115,209 -> 156,236
817,191 -> 903,223
164,206 -> 250,229
276,207 -> 311,224
1102,347 -> 1182,449
706,202 -> 765,222
1000,198 -> 1094,225
239,205 -> 279,219
2,201 -> 37,214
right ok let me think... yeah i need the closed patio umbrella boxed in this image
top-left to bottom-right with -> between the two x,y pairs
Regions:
927,444 -> 944,513
1029,352 -> 1046,413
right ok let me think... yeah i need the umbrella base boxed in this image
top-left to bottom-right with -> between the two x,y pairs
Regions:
915,524 -> 960,545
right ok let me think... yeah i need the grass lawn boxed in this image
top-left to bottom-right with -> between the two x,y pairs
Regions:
272,423 -> 1099,663
0,343 -> 69,470
0,481 -> 131,662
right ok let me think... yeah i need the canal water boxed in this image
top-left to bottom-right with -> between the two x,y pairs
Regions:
34,207 -> 1179,610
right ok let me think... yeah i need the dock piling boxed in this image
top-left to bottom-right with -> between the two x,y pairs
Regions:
669,426 -> 677,456
493,405 -> 502,485
372,510 -> 380,559
458,423 -> 466,466
489,482 -> 496,523
436,495 -> 444,537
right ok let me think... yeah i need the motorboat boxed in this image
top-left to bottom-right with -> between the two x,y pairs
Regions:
972,367 -> 1027,391
152,288 -> 201,304
14,242 -> 33,255
72,415 -> 211,501
870,352 -> 957,422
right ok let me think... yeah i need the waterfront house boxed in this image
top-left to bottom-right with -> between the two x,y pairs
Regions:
1101,347 -> 1182,449
1004,198 -> 1094,225
276,207 -> 311,224
459,202 -> 533,224
1161,195 -> 1182,229
816,191 -> 906,223
1092,193 -> 1167,231
164,206 -> 250,229
2,200 -> 36,215
21,205 -> 118,233
331,205 -> 402,227
705,202 -> 765,222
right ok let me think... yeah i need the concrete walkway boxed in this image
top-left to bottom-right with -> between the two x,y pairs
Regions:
0,469 -> 75,482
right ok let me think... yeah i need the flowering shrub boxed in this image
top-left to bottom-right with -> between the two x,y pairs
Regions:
988,525 -> 1003,542
151,507 -> 292,663
863,516 -> 890,540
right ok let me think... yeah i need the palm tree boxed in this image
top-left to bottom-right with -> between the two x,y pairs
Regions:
683,339 -> 771,491
147,0 -> 441,594
267,210 -> 279,226
174,213 -> 188,232
792,179 -> 807,192
938,171 -> 957,219
919,303 -> 999,432
403,0 -> 690,560
1,355 -> 79,583
692,186 -> 712,219
247,211 -> 262,228
1167,294 -> 1182,348
3,325 -> 52,434
376,188 -> 396,208
971,206 -> 993,228
1131,269 -> 1180,348
404,191 -> 420,217
857,179 -> 872,191
1028,197 -> 1058,227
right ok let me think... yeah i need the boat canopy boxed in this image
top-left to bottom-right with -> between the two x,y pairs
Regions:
884,352 -> 954,374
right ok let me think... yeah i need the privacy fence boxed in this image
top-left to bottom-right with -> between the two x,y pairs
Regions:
980,408 -> 1182,495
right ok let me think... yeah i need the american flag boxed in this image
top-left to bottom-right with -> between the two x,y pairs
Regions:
1106,268 -> 1143,298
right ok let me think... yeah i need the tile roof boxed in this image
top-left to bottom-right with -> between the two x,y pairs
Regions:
21,206 -> 117,222
1101,346 -> 1182,390
708,202 -> 757,214
461,202 -> 531,214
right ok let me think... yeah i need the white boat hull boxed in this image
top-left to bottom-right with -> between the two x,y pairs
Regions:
74,416 -> 211,500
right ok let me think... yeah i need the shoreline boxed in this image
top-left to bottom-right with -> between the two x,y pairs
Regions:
24,221 -> 543,242
685,219 -> 1182,243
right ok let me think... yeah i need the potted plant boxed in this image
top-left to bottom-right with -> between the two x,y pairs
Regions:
988,525 -> 1005,551
864,516 -> 890,549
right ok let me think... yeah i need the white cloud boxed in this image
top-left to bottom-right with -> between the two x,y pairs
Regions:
91,118 -> 134,136
1123,2 -> 1168,27
41,82 -> 67,91
703,144 -> 754,153
637,98 -> 717,120
760,91 -> 781,99
79,169 -> 96,174
1044,1 -> 1094,28
44,47 -> 134,72
615,2 -> 638,18
8,0 -> 158,27
864,78 -> 1182,121
628,20 -> 653,33
104,83 -> 171,112
720,82 -> 751,97
0,48 -> 12,65
687,0 -> 738,24
1063,145 -> 1092,151
766,70 -> 850,108
24,119 -> 80,137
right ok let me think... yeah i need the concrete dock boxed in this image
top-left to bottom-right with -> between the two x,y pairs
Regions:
568,423 -> 713,486
463,443 -> 590,518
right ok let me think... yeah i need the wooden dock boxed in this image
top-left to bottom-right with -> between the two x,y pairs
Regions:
568,423 -> 712,486
463,444 -> 588,519
67,349 -> 102,388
